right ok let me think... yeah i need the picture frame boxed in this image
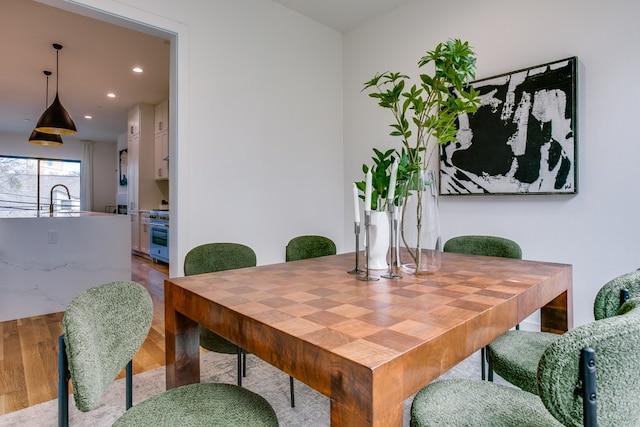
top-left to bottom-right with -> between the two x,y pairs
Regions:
119,149 -> 128,186
440,57 -> 577,195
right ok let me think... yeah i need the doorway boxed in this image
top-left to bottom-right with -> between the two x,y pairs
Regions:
40,0 -> 183,276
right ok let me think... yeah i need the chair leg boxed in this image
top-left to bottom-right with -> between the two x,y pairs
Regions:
236,347 -> 242,386
487,345 -> 494,382
243,351 -> 247,377
480,347 -> 486,380
58,335 -> 69,427
126,360 -> 133,410
289,376 -> 295,408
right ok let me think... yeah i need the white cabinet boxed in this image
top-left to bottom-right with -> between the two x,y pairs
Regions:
127,103 -> 163,252
128,105 -> 140,136
127,133 -> 139,212
154,99 -> 168,133
154,100 -> 169,181
140,211 -> 150,255
154,131 -> 169,180
130,212 -> 139,252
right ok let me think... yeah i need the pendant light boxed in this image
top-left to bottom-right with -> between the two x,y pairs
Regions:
29,71 -> 63,146
35,43 -> 77,135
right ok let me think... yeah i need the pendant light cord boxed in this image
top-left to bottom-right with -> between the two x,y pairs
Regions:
44,70 -> 52,108
56,49 -> 59,93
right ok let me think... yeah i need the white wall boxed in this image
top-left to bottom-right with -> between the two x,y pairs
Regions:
0,130 -> 117,211
64,0 -> 345,274
344,0 -> 640,328
46,0 -> 636,328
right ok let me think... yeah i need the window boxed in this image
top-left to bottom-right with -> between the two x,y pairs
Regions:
0,156 -> 81,213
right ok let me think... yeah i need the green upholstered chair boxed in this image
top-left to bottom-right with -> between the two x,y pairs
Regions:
410,297 -> 640,427
282,235 -> 335,405
442,235 -> 522,380
58,280 -> 278,427
487,269 -> 640,394
285,235 -> 336,262
443,235 -> 522,259
184,242 -> 257,387
184,242 -> 295,407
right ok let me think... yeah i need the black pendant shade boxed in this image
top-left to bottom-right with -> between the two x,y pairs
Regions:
34,43 -> 77,136
35,93 -> 77,135
29,70 -> 64,146
28,128 -> 64,146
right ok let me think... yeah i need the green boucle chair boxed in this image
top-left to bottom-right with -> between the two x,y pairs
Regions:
443,235 -> 522,380
411,297 -> 640,427
487,269 -> 640,394
285,235 -> 336,262
184,243 -> 257,389
58,280 -> 278,427
283,235 -> 336,405
443,235 -> 522,260
184,242 -> 295,407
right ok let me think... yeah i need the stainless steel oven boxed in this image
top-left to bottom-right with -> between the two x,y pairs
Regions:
149,210 -> 169,264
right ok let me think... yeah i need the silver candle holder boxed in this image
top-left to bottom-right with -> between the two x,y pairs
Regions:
347,221 -> 365,274
357,211 -> 379,281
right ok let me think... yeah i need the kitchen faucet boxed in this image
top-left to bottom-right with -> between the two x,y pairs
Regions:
49,184 -> 71,213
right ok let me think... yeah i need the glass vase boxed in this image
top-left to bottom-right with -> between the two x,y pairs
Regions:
398,169 -> 441,274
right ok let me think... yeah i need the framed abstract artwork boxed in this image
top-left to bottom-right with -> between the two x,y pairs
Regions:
440,57 -> 577,195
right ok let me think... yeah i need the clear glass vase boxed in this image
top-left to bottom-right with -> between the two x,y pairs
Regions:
399,169 -> 441,274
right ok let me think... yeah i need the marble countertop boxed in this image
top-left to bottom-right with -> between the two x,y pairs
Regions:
0,210 -> 119,218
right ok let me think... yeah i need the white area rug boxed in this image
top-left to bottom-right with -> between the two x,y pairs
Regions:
0,350 -> 495,426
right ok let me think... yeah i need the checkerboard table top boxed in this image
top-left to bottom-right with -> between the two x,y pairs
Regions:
166,251 -> 572,368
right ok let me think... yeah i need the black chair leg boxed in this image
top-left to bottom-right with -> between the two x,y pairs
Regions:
289,376 -> 295,407
243,351 -> 247,377
480,347 -> 486,380
58,335 -> 69,427
126,360 -> 133,409
236,347 -> 242,386
487,346 -> 494,382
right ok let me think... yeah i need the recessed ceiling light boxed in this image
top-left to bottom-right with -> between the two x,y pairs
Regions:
84,115 -> 93,119
133,67 -> 143,73
107,93 -> 116,98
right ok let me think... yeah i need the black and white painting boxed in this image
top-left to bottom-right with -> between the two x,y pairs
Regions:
440,57 -> 577,195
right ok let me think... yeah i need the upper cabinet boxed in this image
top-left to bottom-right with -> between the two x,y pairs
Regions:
154,100 -> 169,181
154,99 -> 168,133
128,103 -> 164,211
128,104 -> 141,136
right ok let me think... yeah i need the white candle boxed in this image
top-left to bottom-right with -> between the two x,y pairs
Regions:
352,183 -> 361,223
364,170 -> 372,212
388,158 -> 398,201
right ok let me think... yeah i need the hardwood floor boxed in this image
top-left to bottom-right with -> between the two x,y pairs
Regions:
0,255 -> 169,416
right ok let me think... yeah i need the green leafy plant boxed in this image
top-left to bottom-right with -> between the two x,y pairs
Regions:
360,39 -> 482,273
355,148 -> 395,211
362,39 -> 481,175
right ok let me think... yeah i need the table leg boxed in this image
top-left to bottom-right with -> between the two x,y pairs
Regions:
540,289 -> 573,334
330,401 -> 402,427
165,305 -> 200,389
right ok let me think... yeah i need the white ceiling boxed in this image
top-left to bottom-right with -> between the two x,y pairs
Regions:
1,0 -> 171,144
1,0 -> 409,145
270,0 -> 412,32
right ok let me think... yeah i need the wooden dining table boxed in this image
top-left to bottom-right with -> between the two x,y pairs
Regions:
164,252 -> 572,426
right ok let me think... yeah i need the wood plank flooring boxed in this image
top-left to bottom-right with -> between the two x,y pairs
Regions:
0,255 -> 169,416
